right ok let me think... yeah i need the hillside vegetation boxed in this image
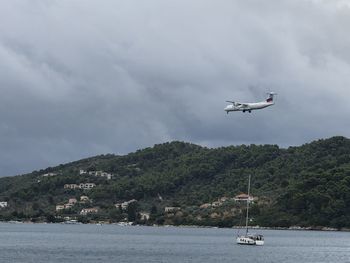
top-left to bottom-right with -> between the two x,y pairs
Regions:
1,136 -> 350,229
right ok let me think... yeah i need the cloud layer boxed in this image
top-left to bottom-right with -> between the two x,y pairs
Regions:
1,0 -> 350,176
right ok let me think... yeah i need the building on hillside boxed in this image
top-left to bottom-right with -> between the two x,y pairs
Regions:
80,196 -> 90,202
64,183 -> 96,190
140,212 -> 150,220
234,193 -> 255,202
115,199 -> 137,210
64,203 -> 74,209
56,205 -> 65,211
100,172 -> 113,180
64,184 -> 79,189
211,201 -> 222,208
219,196 -> 230,202
89,171 -> 113,180
200,203 -> 212,209
0,202 -> 8,209
164,207 -> 181,213
56,198 -> 78,211
42,172 -> 57,177
200,197 -> 231,209
115,203 -> 121,210
68,198 -> 77,204
79,183 -> 96,190
79,170 -> 87,175
80,207 -> 99,215
124,199 -> 137,209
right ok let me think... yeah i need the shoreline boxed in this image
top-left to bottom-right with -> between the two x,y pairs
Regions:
1,220 -> 348,232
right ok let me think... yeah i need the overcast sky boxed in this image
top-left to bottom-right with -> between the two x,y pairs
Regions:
1,0 -> 350,176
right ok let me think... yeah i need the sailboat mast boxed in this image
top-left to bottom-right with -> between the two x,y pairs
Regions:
245,174 -> 251,236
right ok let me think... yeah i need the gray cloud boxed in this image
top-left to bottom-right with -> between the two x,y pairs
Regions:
1,0 -> 350,176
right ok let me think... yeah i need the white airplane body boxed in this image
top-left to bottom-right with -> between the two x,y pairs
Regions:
225,92 -> 277,113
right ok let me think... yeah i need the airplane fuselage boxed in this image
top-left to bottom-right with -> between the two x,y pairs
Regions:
224,101 -> 274,113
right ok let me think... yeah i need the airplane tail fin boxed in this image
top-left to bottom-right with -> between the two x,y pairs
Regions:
266,92 -> 277,103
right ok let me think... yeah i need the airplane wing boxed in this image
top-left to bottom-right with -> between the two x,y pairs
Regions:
236,103 -> 249,108
226,101 -> 249,108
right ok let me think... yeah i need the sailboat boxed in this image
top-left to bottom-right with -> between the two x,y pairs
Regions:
236,175 -> 264,246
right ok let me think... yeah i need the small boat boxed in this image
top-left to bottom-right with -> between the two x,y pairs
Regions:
236,175 -> 264,246
237,234 -> 264,246
63,219 -> 81,224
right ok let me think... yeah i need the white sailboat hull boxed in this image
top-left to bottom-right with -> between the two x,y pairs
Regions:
236,236 -> 255,245
236,236 -> 264,246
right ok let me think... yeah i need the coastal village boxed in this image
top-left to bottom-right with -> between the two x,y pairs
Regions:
0,156 -> 274,228
0,167 -> 266,226
53,194 -> 259,225
38,168 -> 262,225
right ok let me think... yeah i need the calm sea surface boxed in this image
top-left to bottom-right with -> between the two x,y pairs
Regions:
1,223 -> 350,263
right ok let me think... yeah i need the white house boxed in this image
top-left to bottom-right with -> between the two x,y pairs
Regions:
211,201 -> 222,208
89,171 -> 113,180
56,205 -> 65,211
100,172 -> 113,180
80,207 -> 99,215
164,207 -> 180,213
0,202 -> 8,208
64,183 -> 96,190
68,198 -> 77,204
200,203 -> 212,209
64,184 -> 79,189
79,183 -> 96,190
234,194 -> 255,202
80,196 -> 90,202
42,173 -> 57,177
115,199 -> 137,210
79,170 -> 87,175
140,212 -> 150,220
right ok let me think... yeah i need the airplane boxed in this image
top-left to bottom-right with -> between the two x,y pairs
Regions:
224,92 -> 277,113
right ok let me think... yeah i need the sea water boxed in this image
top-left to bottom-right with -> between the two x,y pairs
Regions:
1,223 -> 350,263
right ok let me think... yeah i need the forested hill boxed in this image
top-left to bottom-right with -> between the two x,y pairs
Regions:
1,136 -> 350,229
